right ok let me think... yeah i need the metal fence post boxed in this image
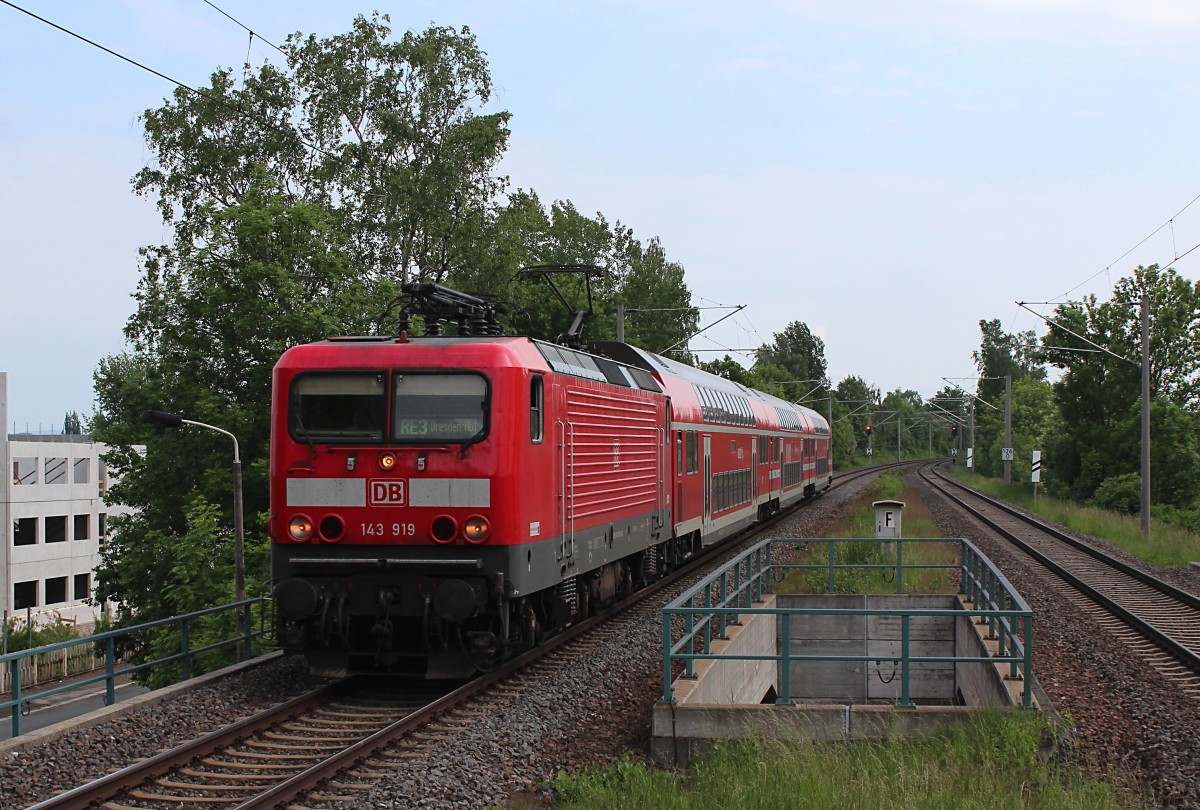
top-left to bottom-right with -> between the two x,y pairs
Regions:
10,659 -> 21,739
105,637 -> 115,706
1023,615 -> 1034,709
827,540 -> 836,593
661,612 -> 673,703
181,619 -> 191,681
777,612 -> 792,705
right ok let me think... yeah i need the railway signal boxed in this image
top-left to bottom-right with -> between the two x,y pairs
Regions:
864,424 -> 872,435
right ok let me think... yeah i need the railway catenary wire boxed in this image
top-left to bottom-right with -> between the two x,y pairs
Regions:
28,463 -> 906,810
919,462 -> 1200,700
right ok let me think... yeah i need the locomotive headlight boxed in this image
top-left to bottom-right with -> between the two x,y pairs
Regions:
463,515 -> 491,544
378,451 -> 397,471
288,515 -> 314,542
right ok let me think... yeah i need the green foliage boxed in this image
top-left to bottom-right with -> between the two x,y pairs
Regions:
950,467 -> 1200,568
752,321 -> 828,401
2,616 -> 80,653
484,191 -> 699,349
1040,265 -> 1200,511
552,714 -> 1137,809
1090,473 -> 1141,514
63,410 -> 84,435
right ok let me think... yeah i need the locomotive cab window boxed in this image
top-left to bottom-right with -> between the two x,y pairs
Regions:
291,372 -> 386,442
530,375 -> 544,444
394,373 -> 488,443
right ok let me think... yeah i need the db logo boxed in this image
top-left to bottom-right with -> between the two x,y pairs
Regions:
369,480 -> 406,506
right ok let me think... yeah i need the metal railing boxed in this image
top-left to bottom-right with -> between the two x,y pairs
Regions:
1,597 -> 273,739
661,538 -> 1034,708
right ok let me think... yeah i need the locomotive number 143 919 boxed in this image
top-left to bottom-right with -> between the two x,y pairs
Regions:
360,522 -> 417,537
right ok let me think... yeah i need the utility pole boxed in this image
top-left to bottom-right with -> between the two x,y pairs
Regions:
1140,293 -> 1151,539
968,400 -> 975,472
896,417 -> 901,463
1002,374 -> 1012,484
616,302 -> 625,343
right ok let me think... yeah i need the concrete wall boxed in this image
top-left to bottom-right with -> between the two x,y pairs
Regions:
778,594 -> 956,704
955,596 -> 1028,707
651,590 -> 1041,766
673,594 -> 777,706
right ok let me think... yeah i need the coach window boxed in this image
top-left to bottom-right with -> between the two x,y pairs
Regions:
530,375 -> 544,443
291,372 -> 386,442
686,430 -> 698,475
394,373 -> 488,443
676,431 -> 683,476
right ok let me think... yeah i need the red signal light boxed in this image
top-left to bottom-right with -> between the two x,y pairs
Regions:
864,424 -> 872,434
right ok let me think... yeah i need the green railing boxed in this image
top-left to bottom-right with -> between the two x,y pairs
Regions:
1,597 -> 273,739
661,538 -> 1034,709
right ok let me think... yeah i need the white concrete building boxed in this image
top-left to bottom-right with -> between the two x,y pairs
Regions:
1,372 -> 135,629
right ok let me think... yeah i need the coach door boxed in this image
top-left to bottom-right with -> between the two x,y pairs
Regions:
702,435 -> 712,526
655,402 -> 669,531
555,388 -> 576,567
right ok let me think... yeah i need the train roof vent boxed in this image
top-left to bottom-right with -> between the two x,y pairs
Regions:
626,367 -> 662,392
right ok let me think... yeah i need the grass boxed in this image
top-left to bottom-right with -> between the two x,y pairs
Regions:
549,711 -> 1142,809
947,467 -> 1200,569
775,472 -> 959,595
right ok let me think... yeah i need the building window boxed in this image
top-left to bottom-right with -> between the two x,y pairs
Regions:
74,514 -> 90,541
45,515 -> 68,543
73,457 -> 90,484
45,576 -> 68,605
44,457 -> 67,485
13,580 -> 37,610
13,457 -> 37,485
530,375 -> 544,444
14,517 -> 37,546
74,573 -> 91,600
99,513 -> 107,539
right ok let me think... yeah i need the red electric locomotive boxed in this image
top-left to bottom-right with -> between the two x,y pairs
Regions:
270,285 -> 831,678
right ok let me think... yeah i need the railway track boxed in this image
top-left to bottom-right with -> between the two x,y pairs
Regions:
920,462 -> 1200,700
31,463 -> 901,809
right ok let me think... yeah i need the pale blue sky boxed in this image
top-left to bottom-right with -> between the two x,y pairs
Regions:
3,1 -> 1198,430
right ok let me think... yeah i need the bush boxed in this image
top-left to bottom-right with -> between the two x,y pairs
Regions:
1090,473 -> 1140,515
3,615 -> 80,653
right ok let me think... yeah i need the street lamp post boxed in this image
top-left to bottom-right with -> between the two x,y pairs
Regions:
141,410 -> 247,661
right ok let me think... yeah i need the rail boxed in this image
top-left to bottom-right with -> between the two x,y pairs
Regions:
1,597 -> 273,739
660,538 -> 1034,708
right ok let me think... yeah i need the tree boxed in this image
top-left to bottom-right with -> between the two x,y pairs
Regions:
63,411 -> 83,435
135,14 -> 510,288
831,375 -> 877,464
973,319 -> 1045,402
1041,265 -> 1200,509
751,321 -> 828,411
477,191 -> 698,350
699,355 -> 754,386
